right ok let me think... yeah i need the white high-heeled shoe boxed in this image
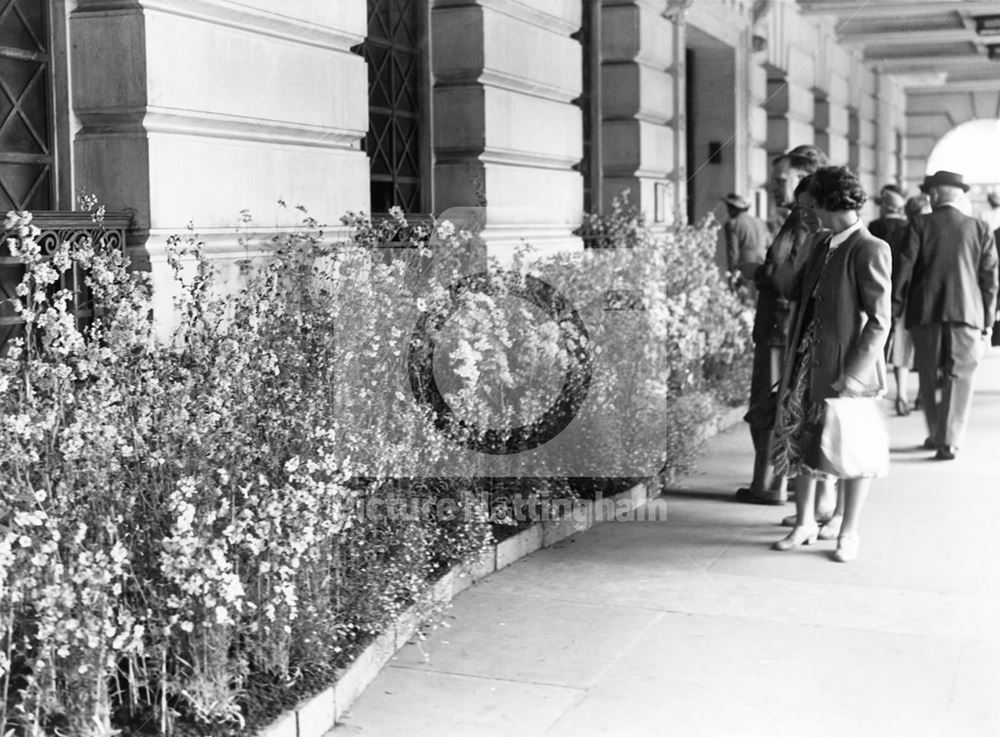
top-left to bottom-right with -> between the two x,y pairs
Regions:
772,524 -> 819,551
833,534 -> 860,562
818,514 -> 843,540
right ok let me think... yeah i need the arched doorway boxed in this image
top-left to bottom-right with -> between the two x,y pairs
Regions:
926,118 -> 1000,184
925,118 -> 1000,217
905,88 -> 1000,195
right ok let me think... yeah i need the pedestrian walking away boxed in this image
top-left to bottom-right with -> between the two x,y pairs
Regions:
892,170 -> 999,461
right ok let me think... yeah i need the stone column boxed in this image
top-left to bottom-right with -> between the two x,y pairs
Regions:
600,0 -> 678,224
849,61 -> 878,204
812,43 -> 850,167
748,50 -> 769,213
69,0 -> 370,332
431,0 -> 584,255
874,73 -> 905,187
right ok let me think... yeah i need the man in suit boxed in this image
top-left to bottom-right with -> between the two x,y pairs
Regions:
893,170 -> 999,460
721,192 -> 769,288
735,144 -> 827,504
981,191 -> 1000,234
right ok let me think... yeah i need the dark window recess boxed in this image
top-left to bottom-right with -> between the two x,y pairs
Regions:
578,7 -> 593,214
708,141 -> 722,164
362,0 -> 423,213
0,0 -> 54,212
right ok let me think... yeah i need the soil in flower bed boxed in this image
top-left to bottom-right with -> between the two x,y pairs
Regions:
567,477 -> 646,500
112,659 -> 351,736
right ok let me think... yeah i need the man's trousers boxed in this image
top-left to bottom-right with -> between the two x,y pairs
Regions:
910,322 -> 982,449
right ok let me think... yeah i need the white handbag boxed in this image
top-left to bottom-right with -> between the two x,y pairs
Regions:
819,397 -> 890,478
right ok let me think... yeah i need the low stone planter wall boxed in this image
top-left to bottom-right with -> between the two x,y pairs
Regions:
258,404 -> 747,737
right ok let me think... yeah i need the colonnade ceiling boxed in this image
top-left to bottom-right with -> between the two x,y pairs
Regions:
798,0 -> 1000,91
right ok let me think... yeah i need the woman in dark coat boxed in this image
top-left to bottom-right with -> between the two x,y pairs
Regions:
770,166 -> 892,563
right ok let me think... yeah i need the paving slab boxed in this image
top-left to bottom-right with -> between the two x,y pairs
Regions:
333,669 -> 581,737
389,590 -> 662,688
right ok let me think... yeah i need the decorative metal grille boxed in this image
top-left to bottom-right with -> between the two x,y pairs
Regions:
0,0 -> 53,212
363,0 -> 423,213
0,212 -> 131,353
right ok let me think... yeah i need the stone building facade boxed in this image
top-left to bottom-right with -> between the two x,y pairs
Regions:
4,0 -> 911,323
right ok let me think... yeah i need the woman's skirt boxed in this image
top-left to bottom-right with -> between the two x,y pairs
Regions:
771,321 -> 832,480
886,317 -> 915,369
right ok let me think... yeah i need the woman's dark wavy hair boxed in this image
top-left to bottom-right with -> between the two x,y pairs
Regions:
793,174 -> 814,199
806,165 -> 867,212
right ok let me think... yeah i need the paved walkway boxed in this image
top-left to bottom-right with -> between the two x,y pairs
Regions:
333,349 -> 1000,737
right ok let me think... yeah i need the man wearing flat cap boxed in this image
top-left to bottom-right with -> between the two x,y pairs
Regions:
893,170 -> 999,460
735,144 -> 829,505
721,192 -> 769,282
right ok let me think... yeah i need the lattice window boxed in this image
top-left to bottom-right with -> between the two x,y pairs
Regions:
362,0 -> 426,214
0,0 -> 54,212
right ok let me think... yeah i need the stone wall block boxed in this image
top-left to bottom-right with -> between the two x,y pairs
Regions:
601,2 -> 672,67
815,133 -> 848,166
432,5 -> 486,77
600,4 -> 640,62
481,164 -> 584,220
70,9 -> 147,111
750,64 -> 767,103
826,105 -> 849,137
786,83 -> 815,124
601,63 -> 672,123
434,0 -> 580,33
144,136 -> 370,230
481,9 -> 581,100
858,119 -> 877,147
786,45 -> 815,87
764,79 -> 788,115
482,87 -> 582,163
141,10 -> 366,134
828,74 -> 850,108
749,106 -> 768,147
906,112 -> 954,138
74,134 -> 151,225
601,62 -> 641,117
197,0 -> 365,31
434,86 -> 487,151
749,148 -> 769,185
813,95 -> 830,130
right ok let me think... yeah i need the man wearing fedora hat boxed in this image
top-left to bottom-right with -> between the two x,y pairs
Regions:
721,192 -> 769,283
893,169 -> 999,460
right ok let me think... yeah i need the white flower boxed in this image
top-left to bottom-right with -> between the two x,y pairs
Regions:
436,220 -> 456,239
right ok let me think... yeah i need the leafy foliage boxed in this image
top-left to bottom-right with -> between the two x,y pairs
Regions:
0,195 -> 751,735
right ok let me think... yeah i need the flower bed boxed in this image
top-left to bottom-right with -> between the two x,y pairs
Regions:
0,198 -> 751,735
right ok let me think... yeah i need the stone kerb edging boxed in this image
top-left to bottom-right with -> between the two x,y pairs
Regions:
259,403 -> 748,737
